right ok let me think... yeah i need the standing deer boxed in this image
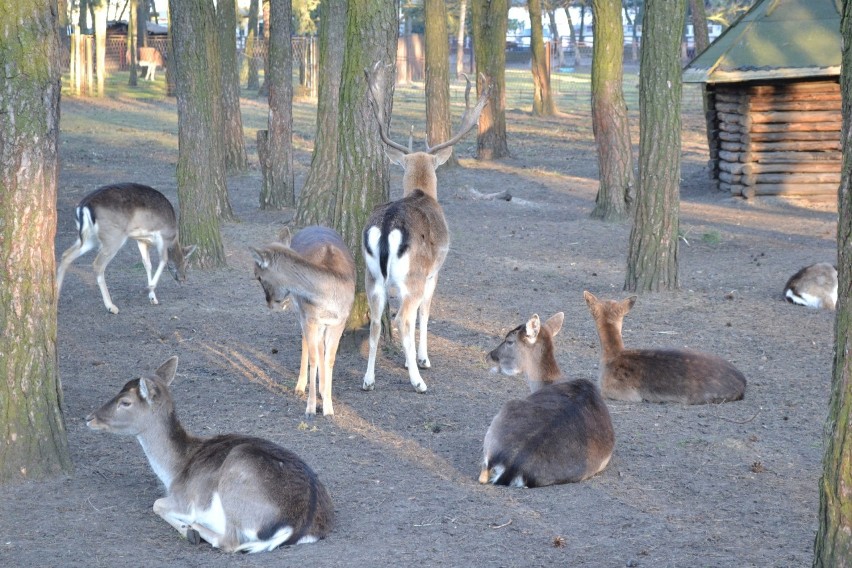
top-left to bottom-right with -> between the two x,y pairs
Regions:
251,226 -> 356,418
783,262 -> 837,310
481,313 -> 615,487
56,183 -> 196,314
584,291 -> 747,404
86,356 -> 333,553
361,61 -> 491,393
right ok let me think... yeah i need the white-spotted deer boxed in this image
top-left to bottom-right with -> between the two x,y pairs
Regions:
361,61 -> 491,393
584,291 -> 747,404
481,313 -> 615,487
783,262 -> 837,310
56,183 -> 196,314
86,356 -> 333,553
251,226 -> 356,418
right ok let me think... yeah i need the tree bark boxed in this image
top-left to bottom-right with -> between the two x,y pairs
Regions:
624,0 -> 685,292
331,0 -> 399,327
590,0 -> 634,221
455,0 -> 468,78
128,0 -> 138,86
689,0 -> 709,55
814,3 -> 852,565
425,0 -> 459,167
0,0 -> 73,483
471,0 -> 510,160
244,0 -> 260,90
258,0 -> 270,97
529,0 -> 556,116
295,0 -> 346,227
169,0 -> 229,267
93,0 -> 107,96
261,0 -> 295,209
217,0 -> 248,172
137,0 -> 148,47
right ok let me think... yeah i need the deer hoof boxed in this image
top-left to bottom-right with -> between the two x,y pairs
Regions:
186,528 -> 201,546
106,305 -> 119,315
413,382 -> 428,394
417,358 -> 431,369
362,381 -> 375,391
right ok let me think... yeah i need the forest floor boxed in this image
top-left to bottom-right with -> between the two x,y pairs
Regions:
0,73 -> 838,567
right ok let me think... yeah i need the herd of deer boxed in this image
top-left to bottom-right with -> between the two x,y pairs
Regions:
56,64 -> 832,553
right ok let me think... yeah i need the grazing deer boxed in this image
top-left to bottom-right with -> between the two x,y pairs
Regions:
584,291 -> 747,404
251,226 -> 356,418
138,46 -> 164,81
481,313 -> 615,487
56,183 -> 196,314
361,61 -> 491,393
86,356 -> 333,553
783,262 -> 837,310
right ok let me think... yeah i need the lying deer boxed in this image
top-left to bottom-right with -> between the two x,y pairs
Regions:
783,262 -> 837,310
584,291 -> 747,404
361,61 -> 490,393
481,313 -> 615,487
86,356 -> 333,552
251,226 -> 356,418
56,183 -> 196,314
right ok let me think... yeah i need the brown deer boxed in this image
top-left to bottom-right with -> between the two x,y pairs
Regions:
86,356 -> 333,553
361,61 -> 491,393
783,262 -> 837,310
56,183 -> 196,314
584,291 -> 747,404
481,313 -> 615,487
251,226 -> 356,419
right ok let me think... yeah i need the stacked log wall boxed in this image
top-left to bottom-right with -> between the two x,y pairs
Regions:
710,79 -> 840,197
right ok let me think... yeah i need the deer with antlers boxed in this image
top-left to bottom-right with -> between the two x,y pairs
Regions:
361,62 -> 491,393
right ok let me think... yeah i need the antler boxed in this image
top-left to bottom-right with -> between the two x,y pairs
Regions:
424,73 -> 493,155
364,61 -> 410,154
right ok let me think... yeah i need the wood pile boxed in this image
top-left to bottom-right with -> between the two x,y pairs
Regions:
705,80 -> 841,198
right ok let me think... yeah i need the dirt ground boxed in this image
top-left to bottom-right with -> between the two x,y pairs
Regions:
0,88 -> 838,567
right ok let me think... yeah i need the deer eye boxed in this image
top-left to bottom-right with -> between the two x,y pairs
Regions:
119,399 -> 132,408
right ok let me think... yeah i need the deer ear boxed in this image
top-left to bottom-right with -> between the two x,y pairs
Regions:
543,312 -> 564,337
183,245 -> 197,260
583,291 -> 598,306
525,314 -> 541,341
433,146 -> 453,167
278,226 -> 292,247
138,377 -> 152,402
385,147 -> 406,167
624,296 -> 638,311
250,248 -> 270,269
155,356 -> 178,385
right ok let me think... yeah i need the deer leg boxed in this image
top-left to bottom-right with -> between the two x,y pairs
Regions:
56,237 -> 96,295
135,240 -> 158,305
320,322 -> 345,416
416,275 -> 439,369
92,239 -> 125,314
304,321 -> 320,419
294,334 -> 309,396
362,277 -> 386,391
153,497 -> 194,540
399,294 -> 427,393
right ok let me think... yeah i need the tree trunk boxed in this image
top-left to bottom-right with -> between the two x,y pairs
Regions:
93,0 -> 107,96
217,0 -> 248,172
331,0 -> 399,328
128,0 -> 138,86
79,0 -> 87,31
590,0 -> 634,221
471,0 -> 510,160
137,0 -> 147,47
624,0 -> 685,292
0,0 -> 73,483
425,0 -> 458,167
814,3 -> 852,565
243,0 -> 260,90
689,0 -> 709,55
455,0 -> 468,78
295,0 -> 346,227
529,0 -> 556,116
261,0 -> 295,209
169,0 -> 229,268
258,0 -> 270,97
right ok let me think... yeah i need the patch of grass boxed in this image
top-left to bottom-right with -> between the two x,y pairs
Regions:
701,230 -> 722,246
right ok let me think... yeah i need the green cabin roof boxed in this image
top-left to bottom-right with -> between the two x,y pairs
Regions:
682,0 -> 841,83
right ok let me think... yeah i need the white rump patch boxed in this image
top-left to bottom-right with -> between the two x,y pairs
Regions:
385,229 -> 410,295
364,227 -> 383,279
785,289 -> 824,309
